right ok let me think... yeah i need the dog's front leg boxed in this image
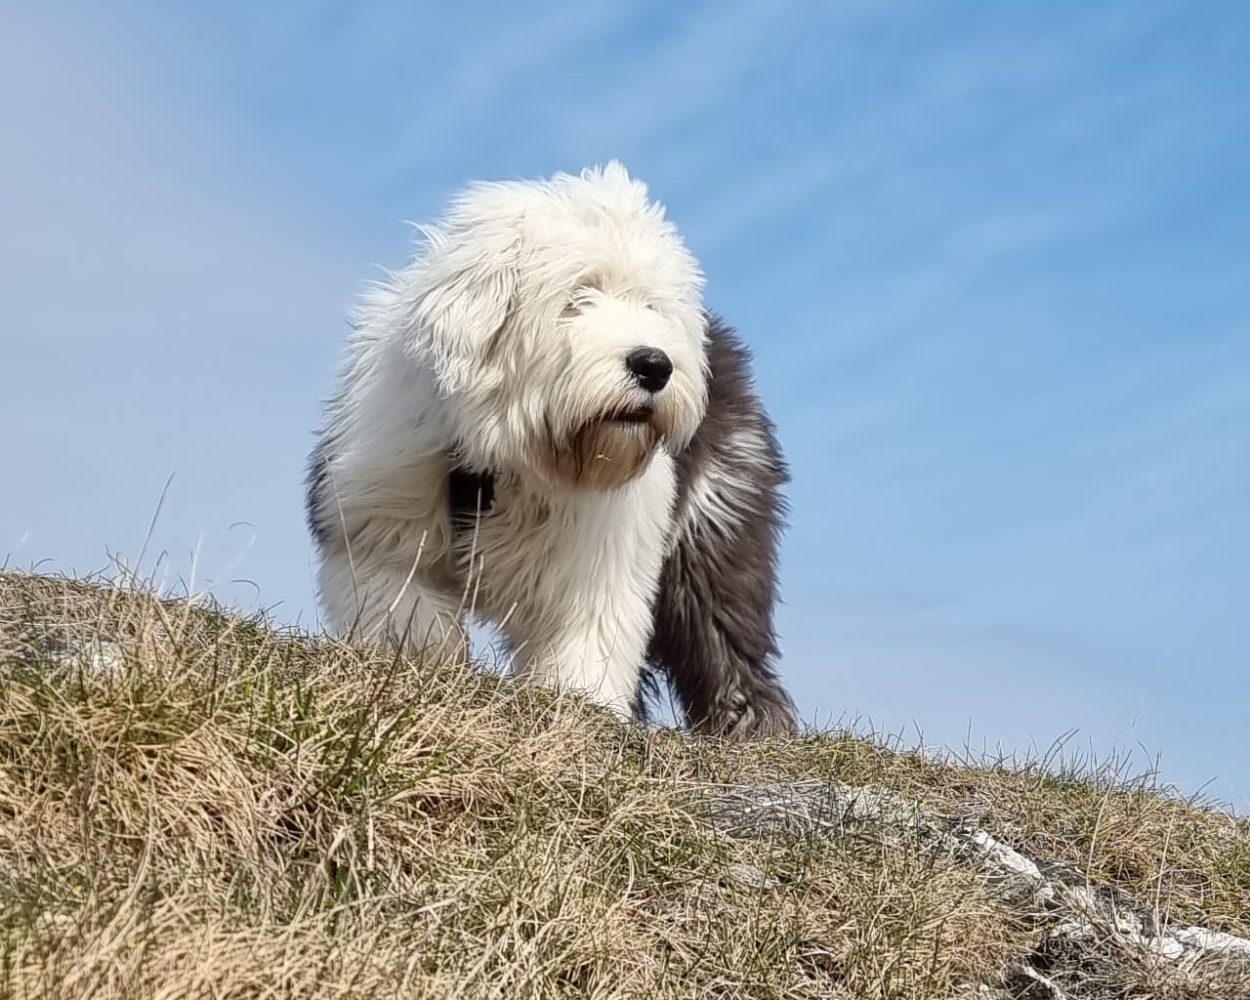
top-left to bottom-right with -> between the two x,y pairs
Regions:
317,547 -> 468,664
511,586 -> 655,718
507,471 -> 675,719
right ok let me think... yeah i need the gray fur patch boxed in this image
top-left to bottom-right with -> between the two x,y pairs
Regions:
643,314 -> 798,737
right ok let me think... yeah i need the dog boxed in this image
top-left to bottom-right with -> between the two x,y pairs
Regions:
306,162 -> 797,738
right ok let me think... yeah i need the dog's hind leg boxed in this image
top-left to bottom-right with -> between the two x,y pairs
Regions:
648,525 -> 798,739
646,317 -> 798,739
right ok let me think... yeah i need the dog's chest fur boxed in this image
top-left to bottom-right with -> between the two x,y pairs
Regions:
445,456 -> 678,641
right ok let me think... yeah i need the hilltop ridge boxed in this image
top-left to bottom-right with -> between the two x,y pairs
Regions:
1,570 -> 1248,998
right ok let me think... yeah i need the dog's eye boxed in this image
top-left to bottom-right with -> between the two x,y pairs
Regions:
561,281 -> 601,318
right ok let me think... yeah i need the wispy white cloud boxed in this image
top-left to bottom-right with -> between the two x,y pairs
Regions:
677,152 -> 843,252
370,2 -> 655,180
557,0 -> 822,150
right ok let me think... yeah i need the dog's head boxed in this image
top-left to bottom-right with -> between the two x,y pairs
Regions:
383,162 -> 707,492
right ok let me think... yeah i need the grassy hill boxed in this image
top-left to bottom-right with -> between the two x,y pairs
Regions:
1,570 -> 1247,999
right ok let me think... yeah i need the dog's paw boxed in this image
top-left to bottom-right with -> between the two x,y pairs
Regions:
708,685 -> 799,740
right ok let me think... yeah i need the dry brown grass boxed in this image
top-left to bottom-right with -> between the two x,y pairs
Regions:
1,570 -> 1247,999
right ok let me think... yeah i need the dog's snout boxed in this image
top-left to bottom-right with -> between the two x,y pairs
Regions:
624,348 -> 673,393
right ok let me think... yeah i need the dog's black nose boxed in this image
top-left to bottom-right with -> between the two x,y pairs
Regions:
624,348 -> 673,393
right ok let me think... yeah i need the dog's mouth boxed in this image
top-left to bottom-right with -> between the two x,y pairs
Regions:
544,406 -> 668,492
608,406 -> 654,425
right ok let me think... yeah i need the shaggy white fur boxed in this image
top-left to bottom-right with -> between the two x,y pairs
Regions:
308,162 -> 708,715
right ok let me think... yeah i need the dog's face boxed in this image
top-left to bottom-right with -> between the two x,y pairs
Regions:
392,162 -> 707,492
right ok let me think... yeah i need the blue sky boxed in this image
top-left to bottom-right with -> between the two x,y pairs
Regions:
3,2 -> 1248,804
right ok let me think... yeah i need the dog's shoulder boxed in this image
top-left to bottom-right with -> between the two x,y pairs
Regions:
673,315 -> 789,499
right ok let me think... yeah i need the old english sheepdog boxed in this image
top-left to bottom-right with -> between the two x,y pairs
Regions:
306,162 -> 798,738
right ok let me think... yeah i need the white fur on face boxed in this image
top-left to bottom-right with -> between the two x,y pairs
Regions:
366,161 -> 708,492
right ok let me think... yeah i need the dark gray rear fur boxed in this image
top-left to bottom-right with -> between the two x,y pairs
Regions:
642,314 -> 798,738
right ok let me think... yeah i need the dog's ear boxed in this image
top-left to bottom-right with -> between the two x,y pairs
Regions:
406,223 -> 519,396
